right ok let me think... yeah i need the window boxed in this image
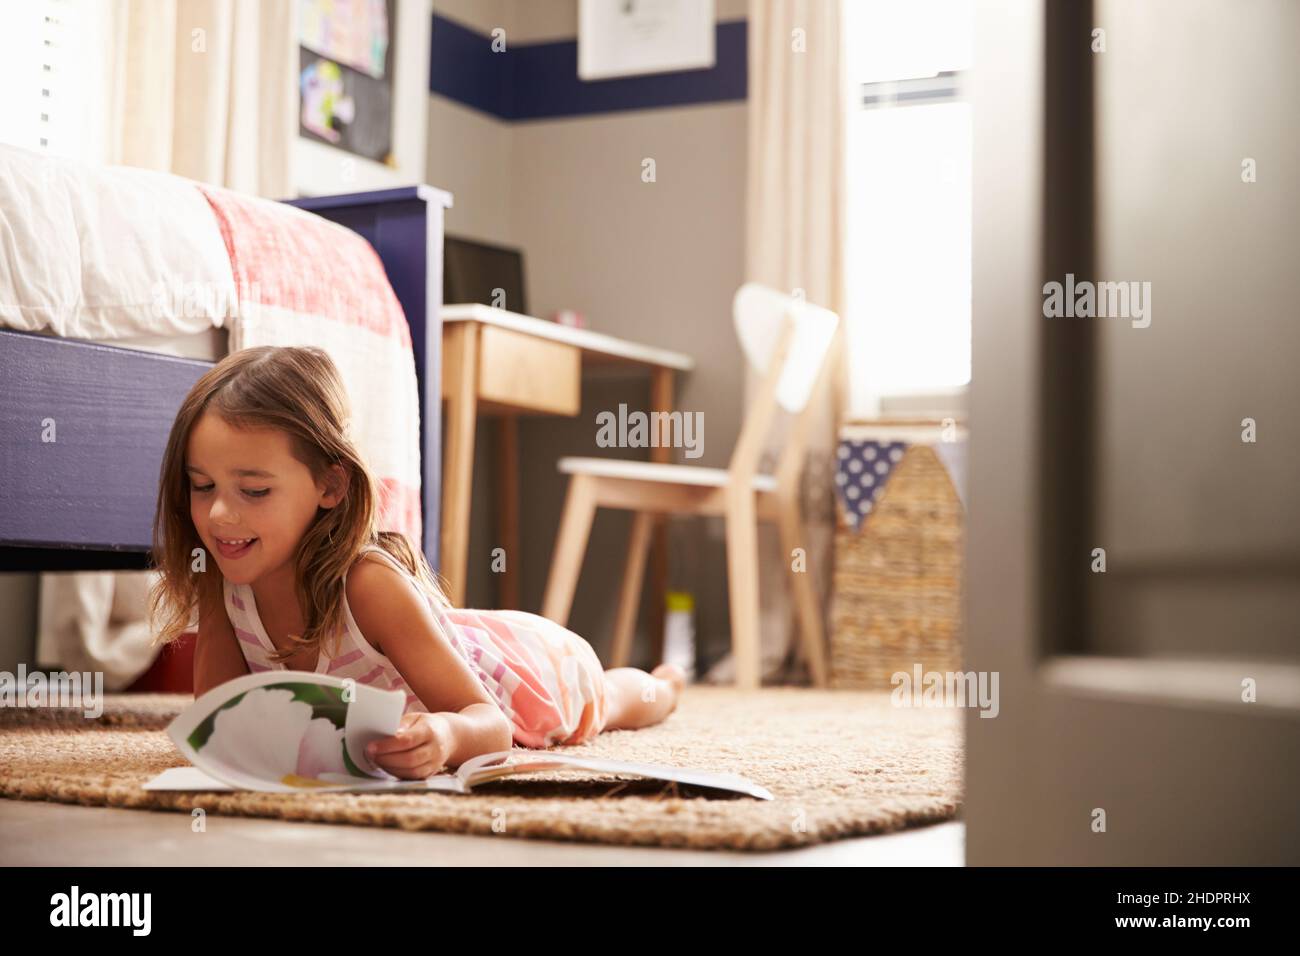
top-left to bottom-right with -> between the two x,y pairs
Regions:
843,0 -> 973,417
0,0 -> 110,162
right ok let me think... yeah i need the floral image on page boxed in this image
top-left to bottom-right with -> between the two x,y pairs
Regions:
193,685 -> 357,787
170,673 -> 407,792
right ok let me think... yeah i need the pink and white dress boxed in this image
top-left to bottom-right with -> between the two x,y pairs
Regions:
223,545 -> 609,748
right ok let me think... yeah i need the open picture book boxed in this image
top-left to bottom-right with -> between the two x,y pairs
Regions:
144,671 -> 773,800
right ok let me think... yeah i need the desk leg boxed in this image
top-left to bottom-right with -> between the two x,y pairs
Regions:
647,367 -> 674,665
441,323 -> 479,608
494,414 -> 520,609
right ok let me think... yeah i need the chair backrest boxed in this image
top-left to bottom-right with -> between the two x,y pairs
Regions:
733,283 -> 839,414
728,283 -> 841,481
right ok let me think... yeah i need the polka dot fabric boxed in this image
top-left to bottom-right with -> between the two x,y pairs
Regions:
834,440 -> 909,530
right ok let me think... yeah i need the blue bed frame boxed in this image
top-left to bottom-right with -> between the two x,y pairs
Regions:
0,185 -> 452,576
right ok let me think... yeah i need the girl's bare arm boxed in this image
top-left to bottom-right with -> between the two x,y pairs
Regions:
192,588 -> 249,698
347,560 -> 513,765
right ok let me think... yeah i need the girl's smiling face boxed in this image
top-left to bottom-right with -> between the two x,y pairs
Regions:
185,411 -> 343,585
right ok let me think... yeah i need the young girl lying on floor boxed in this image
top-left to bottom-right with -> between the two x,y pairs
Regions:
148,345 -> 684,779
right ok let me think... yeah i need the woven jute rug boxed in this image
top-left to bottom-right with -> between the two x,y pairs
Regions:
0,687 -> 963,851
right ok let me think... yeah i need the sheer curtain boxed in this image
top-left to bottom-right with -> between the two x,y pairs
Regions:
104,0 -> 297,195
705,0 -> 848,683
34,0 -> 297,687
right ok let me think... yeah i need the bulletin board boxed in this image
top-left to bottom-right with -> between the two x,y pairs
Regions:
298,0 -> 396,164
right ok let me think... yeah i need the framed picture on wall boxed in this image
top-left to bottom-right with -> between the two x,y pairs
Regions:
298,0 -> 396,164
578,0 -> 716,81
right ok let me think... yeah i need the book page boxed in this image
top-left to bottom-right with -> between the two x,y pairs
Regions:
143,764 -> 468,794
456,750 -> 775,800
165,671 -> 414,793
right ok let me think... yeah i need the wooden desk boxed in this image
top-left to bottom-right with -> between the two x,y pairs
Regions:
440,304 -> 694,649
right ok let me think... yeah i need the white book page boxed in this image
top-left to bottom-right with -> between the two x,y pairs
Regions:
164,672 -> 412,793
457,750 -> 774,800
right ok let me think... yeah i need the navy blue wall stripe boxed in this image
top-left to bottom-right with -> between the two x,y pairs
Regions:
430,13 -> 747,120
428,14 -> 514,118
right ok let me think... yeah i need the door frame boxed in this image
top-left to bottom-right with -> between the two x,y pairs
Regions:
965,0 -> 1300,865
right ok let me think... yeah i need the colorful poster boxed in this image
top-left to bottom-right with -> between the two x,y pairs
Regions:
298,0 -> 395,162
300,0 -> 389,79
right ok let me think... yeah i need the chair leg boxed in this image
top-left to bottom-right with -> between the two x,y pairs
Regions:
541,474 -> 597,627
724,486 -> 762,690
610,510 -> 654,668
777,496 -> 829,687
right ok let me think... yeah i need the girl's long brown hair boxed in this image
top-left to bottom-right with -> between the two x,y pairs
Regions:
147,345 -> 452,664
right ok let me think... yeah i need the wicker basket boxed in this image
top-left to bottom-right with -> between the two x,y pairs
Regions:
829,437 -> 965,690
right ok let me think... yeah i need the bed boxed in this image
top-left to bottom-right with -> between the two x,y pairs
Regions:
0,162 -> 453,577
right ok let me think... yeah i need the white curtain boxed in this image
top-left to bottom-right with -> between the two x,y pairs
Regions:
104,0 -> 297,196
36,0 -> 298,688
706,0 -> 848,683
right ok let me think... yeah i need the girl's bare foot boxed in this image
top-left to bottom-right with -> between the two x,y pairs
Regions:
603,664 -> 686,730
655,660 -> 686,691
650,663 -> 684,719
652,663 -> 686,697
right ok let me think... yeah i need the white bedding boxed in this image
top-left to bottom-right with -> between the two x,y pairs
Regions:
20,324 -> 230,361
0,143 -> 235,341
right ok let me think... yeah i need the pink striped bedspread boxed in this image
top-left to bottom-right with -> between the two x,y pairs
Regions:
196,184 -> 422,547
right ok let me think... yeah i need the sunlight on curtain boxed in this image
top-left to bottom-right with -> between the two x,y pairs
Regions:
843,0 -> 972,415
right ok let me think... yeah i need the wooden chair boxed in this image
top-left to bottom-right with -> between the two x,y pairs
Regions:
540,283 -> 840,690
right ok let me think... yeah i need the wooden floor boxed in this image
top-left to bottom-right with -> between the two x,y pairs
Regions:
0,800 -> 964,866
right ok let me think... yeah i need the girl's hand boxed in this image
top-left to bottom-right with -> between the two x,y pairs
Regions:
366,712 -> 454,779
